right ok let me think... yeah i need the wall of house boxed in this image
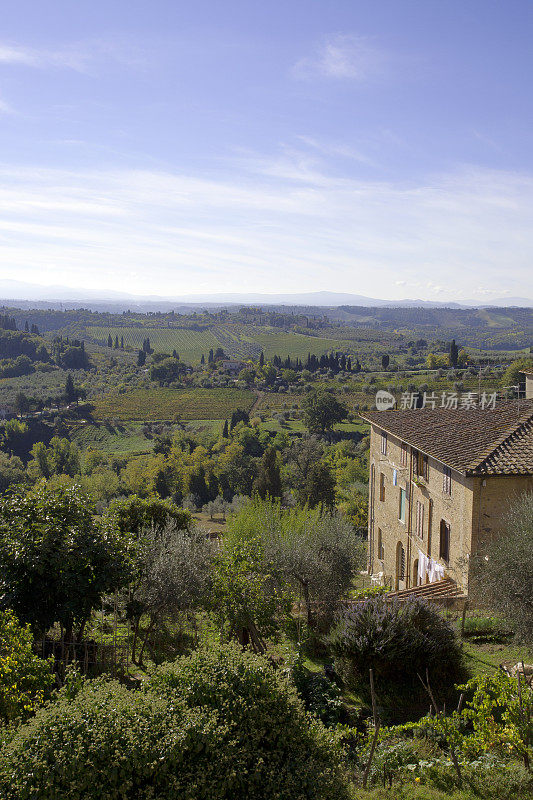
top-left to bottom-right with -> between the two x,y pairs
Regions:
367,422 -> 475,592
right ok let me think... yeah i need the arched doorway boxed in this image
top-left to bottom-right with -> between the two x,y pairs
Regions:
395,541 -> 406,590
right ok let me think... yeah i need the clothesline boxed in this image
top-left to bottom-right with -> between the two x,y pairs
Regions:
417,549 -> 445,585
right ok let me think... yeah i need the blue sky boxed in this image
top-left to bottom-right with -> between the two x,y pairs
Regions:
1,0 -> 532,301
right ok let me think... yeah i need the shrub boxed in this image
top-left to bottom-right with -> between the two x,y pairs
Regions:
326,598 -> 465,717
0,610 -> 53,723
0,644 -> 350,800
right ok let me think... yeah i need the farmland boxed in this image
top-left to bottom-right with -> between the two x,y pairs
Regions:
89,387 -> 255,421
81,323 -> 358,363
85,326 -> 221,363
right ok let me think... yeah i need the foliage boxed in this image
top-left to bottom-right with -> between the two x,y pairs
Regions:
106,494 -> 191,538
253,446 -> 282,499
128,525 -> 213,664
456,672 -> 533,766
326,598 -> 465,714
0,452 -> 26,492
0,644 -> 349,799
303,390 -> 348,433
0,610 -> 53,723
290,655 -> 345,726
471,491 -> 533,643
222,499 -> 363,629
27,436 -> 80,479
210,521 -> 290,651
0,484 -> 131,639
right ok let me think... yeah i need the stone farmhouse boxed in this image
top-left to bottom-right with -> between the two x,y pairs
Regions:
360,398 -> 533,595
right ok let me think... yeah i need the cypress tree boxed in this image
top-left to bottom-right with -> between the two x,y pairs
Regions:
253,447 -> 282,500
259,351 -> 264,367
449,339 -> 459,368
108,334 -> 113,348
222,420 -> 229,437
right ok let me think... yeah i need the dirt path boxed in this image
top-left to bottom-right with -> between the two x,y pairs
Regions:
249,388 -> 263,415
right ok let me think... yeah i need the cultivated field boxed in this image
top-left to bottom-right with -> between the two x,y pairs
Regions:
82,323 -> 356,363
90,387 -> 255,421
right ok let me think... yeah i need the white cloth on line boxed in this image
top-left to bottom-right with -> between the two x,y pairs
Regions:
417,550 -> 427,585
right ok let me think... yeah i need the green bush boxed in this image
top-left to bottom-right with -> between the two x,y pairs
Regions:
0,610 -> 53,723
326,598 -> 466,718
0,643 -> 350,800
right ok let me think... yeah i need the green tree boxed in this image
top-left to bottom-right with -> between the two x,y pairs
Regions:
303,391 -> 348,434
14,391 -> 30,414
0,485 -> 131,640
449,339 -> 459,368
471,491 -> 533,643
137,348 -> 146,367
253,446 -> 282,500
381,354 -> 390,369
128,525 -> 212,664
225,500 -> 362,629
501,358 -> 533,395
303,462 -> 336,509
64,373 -> 76,403
0,452 -> 26,492
106,495 -> 190,539
0,610 -> 53,723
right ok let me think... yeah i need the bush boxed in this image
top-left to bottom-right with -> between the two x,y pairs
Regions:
0,644 -> 350,800
326,598 -> 465,718
0,610 -> 53,723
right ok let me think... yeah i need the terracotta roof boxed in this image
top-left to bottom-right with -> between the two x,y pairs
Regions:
360,400 -> 533,475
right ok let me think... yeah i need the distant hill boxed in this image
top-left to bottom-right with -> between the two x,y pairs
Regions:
0,279 -> 530,311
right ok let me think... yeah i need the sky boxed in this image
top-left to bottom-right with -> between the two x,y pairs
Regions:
0,0 -> 533,303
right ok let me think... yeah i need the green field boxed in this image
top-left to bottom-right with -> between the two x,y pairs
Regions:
85,326 -> 221,363
83,323 -> 355,364
90,387 -> 255,421
68,421 -> 154,455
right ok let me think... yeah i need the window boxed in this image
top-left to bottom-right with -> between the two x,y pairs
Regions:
400,443 -> 408,467
415,500 -> 424,538
414,450 -> 429,481
379,473 -> 385,501
398,488 -> 406,523
443,466 -> 452,495
380,431 -> 387,455
440,520 -> 450,563
377,528 -> 384,560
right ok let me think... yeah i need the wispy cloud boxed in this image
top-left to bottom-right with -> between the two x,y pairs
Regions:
0,160 -> 531,300
293,34 -> 386,81
0,39 -> 144,74
0,96 -> 13,114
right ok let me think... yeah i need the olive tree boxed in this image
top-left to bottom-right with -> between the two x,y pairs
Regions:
129,525 -> 213,664
471,491 -> 533,644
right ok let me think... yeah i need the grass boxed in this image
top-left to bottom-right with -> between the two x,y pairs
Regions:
68,421 -> 154,455
90,387 -> 255,421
